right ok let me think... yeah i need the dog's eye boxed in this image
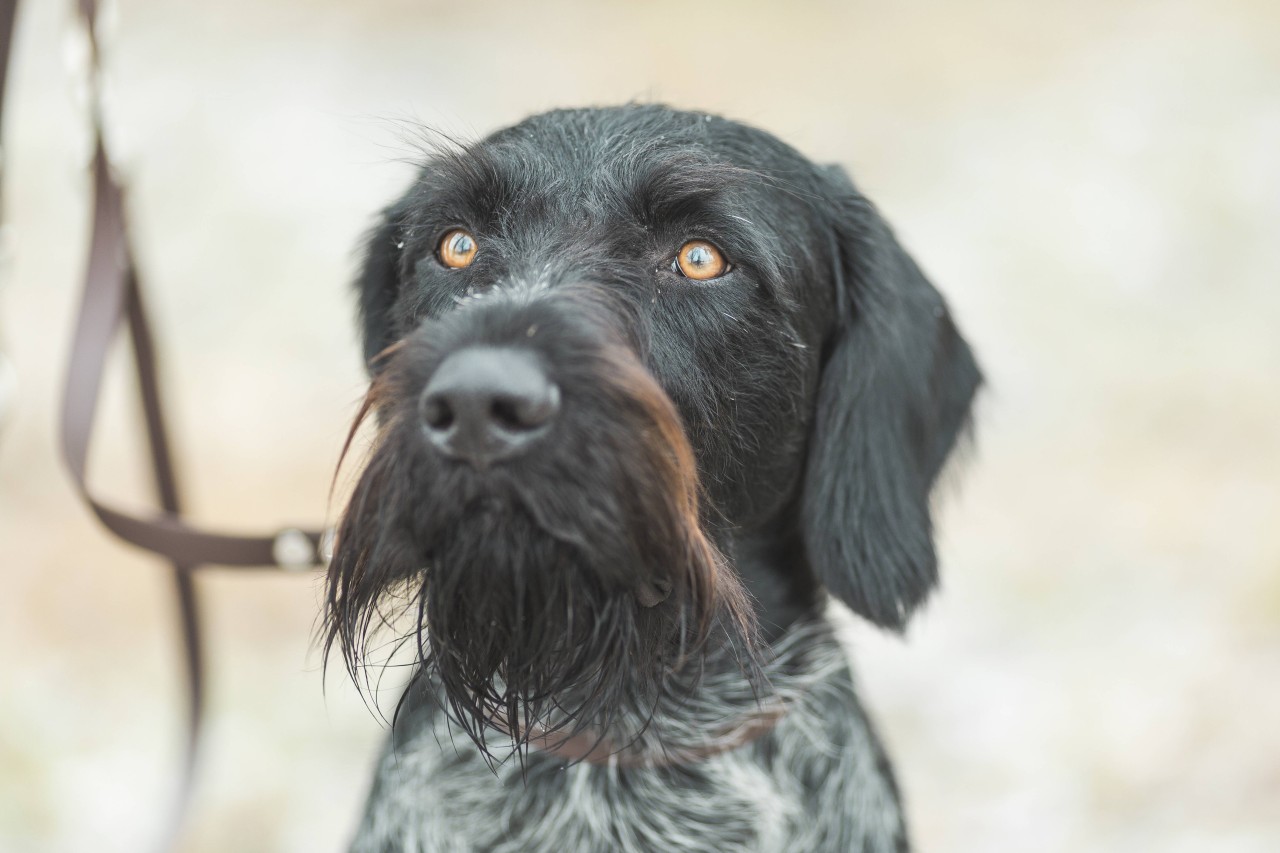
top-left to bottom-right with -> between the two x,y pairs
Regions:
674,240 -> 729,281
438,229 -> 478,269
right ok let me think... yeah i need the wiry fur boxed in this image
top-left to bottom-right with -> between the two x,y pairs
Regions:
351,619 -> 906,853
326,105 -> 981,852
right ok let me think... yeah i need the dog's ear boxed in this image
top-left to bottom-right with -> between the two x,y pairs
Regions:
802,166 -> 981,631
355,202 -> 411,373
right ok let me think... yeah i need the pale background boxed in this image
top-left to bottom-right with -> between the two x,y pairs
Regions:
1,1 -> 1277,851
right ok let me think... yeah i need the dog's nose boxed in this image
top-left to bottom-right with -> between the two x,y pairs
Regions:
419,347 -> 560,467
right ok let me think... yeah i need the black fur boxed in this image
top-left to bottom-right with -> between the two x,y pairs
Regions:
325,104 -> 980,847
802,166 -> 981,631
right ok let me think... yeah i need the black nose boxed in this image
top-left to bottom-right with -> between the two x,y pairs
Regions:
419,347 -> 560,468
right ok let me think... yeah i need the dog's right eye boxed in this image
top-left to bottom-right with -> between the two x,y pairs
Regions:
673,240 -> 730,281
438,229 -> 478,269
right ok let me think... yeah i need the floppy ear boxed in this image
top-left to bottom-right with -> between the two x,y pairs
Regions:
355,202 -> 411,373
802,167 -> 981,631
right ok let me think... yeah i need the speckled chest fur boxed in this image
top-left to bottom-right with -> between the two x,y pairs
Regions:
351,619 -> 906,853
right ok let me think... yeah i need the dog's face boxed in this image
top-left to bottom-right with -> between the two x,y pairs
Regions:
326,106 -> 979,749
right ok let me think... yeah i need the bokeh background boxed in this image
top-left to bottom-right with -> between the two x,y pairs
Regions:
2,0 -> 1277,850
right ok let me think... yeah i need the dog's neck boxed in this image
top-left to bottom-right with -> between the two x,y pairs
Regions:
724,518 -> 821,642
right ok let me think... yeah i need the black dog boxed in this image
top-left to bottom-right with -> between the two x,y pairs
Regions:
325,105 -> 980,852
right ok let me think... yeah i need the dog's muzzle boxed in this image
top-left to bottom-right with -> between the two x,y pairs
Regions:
327,284 -> 759,756
419,347 -> 561,468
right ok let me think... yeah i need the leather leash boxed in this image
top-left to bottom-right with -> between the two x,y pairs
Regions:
0,1 -> 329,849
0,0 -> 17,428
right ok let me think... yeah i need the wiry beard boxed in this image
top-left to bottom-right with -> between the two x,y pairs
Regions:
393,499 -> 691,754
323,301 -> 758,760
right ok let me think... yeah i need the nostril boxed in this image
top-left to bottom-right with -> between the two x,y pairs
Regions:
422,394 -> 455,431
490,397 -> 523,431
491,385 -> 560,432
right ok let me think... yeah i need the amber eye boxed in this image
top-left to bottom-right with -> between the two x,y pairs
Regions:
675,240 -> 729,280
438,229 -> 478,269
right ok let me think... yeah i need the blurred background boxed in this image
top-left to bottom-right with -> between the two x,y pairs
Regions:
1,0 -> 1277,850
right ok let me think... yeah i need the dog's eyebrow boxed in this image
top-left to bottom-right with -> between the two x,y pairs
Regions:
405,144 -> 515,233
625,156 -> 799,287
628,156 -> 760,226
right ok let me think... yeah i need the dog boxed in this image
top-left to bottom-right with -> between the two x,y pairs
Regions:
323,104 -> 980,852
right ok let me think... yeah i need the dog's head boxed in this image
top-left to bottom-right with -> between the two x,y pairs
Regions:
325,105 -> 979,748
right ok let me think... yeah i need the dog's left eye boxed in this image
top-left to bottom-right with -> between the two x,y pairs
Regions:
673,240 -> 730,281
438,229 -> 479,269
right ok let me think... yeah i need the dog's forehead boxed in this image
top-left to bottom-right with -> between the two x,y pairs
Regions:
435,106 -> 820,221
489,107 -> 791,169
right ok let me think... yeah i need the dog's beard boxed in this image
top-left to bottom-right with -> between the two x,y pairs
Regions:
409,501 -> 686,752
323,327 -> 757,757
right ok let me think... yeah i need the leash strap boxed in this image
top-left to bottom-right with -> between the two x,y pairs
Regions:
62,143 -> 333,568
0,2 -> 14,137
62,139 -> 329,571
0,0 -> 18,427
11,1 -> 329,848
64,141 -> 205,850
